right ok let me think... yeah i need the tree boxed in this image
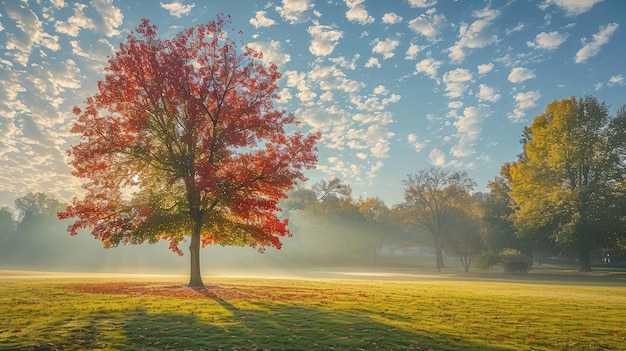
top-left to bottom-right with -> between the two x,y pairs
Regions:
58,16 -> 320,287
308,177 -> 354,225
6,193 -> 66,266
442,204 -> 484,273
357,196 -> 391,259
481,164 -> 538,257
481,166 -> 519,251
0,206 -> 16,258
15,192 -> 63,222
509,96 -> 626,271
402,167 -> 476,271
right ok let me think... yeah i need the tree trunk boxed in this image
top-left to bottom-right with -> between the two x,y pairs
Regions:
578,246 -> 592,272
434,236 -> 445,271
188,217 -> 204,288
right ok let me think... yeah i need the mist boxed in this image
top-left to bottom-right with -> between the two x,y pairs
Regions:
0,204 -> 428,278
2,187 -> 622,278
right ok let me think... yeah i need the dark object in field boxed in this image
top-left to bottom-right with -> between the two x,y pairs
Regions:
504,261 -> 529,274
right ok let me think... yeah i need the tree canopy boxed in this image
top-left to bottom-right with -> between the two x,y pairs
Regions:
58,16 -> 320,287
401,167 -> 476,271
509,96 -> 626,271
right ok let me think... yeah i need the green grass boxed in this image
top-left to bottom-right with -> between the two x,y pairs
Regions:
1,268 -> 625,350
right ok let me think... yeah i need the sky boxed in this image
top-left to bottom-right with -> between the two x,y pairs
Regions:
1,0 -> 625,209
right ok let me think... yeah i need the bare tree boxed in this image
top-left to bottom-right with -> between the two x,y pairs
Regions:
402,167 -> 476,271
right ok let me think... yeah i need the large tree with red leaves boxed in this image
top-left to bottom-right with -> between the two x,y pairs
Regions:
58,16 -> 319,287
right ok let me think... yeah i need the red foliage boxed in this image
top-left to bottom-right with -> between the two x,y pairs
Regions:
58,15 -> 319,268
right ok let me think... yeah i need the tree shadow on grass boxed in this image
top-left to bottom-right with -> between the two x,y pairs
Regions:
114,293 -> 513,351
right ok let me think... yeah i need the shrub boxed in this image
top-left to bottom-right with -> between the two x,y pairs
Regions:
474,250 -> 502,270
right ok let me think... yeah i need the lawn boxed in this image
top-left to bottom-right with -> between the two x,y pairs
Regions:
0,268 -> 624,350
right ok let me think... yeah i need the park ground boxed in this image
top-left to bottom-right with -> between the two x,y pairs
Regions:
0,264 -> 625,350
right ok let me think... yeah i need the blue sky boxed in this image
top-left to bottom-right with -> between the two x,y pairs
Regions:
1,0 -> 625,208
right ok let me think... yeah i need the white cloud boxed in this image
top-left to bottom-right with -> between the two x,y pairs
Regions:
477,84 -> 501,102
509,91 -> 541,122
4,1 -> 60,65
477,63 -> 494,75
329,54 -> 361,71
450,106 -> 491,158
247,40 -> 291,67
344,125 -> 395,158
350,86 -> 400,113
442,68 -> 473,98
527,31 -> 568,51
250,11 -> 277,28
345,0 -> 374,25
367,160 -> 384,181
508,67 -> 535,83
160,1 -> 195,18
91,0 -> 124,37
330,54 -> 360,70
447,6 -> 500,63
408,8 -> 446,41
276,0 -> 315,24
541,0 -> 603,16
428,149 -> 446,166
373,85 -> 387,95
297,89 -> 317,104
319,91 -> 333,102
608,75 -> 624,87
405,43 -> 421,60
371,38 -> 400,59
407,134 -> 427,152
277,88 -> 292,103
382,12 -> 402,25
307,24 -> 343,56
0,70 -> 28,120
448,101 -> 463,109
297,106 -> 349,131
54,3 -> 94,37
284,70 -> 307,88
408,0 -> 437,7
318,157 -> 363,182
415,57 -> 442,80
365,57 -> 381,68
575,23 -> 619,64
50,0 -> 66,8
69,38 -> 114,72
27,59 -> 82,99
506,22 -> 525,35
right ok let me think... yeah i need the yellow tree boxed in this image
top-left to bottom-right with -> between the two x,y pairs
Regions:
509,96 -> 626,271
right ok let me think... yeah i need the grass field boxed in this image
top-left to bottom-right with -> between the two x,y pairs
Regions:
1,267 -> 625,350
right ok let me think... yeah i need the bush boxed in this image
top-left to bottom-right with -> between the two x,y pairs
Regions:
474,250 -> 502,270
499,249 -> 531,274
475,249 -> 531,272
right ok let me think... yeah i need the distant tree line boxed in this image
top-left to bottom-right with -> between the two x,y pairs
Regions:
279,95 -> 626,273
392,96 -> 626,272
0,192 -> 200,272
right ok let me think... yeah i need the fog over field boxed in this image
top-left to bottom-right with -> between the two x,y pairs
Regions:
0,208 -> 423,277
